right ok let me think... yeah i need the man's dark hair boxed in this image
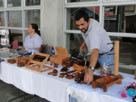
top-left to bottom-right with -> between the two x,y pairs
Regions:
74,9 -> 89,22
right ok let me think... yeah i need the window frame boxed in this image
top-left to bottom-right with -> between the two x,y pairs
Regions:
0,0 -> 41,44
64,0 -> 136,38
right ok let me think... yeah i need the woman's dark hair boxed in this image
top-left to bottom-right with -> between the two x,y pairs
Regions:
74,8 -> 89,22
31,23 -> 41,36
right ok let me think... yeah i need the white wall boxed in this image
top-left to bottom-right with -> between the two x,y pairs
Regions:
41,0 -> 65,47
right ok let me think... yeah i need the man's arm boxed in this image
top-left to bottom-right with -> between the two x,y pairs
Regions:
89,48 -> 99,68
84,48 -> 99,84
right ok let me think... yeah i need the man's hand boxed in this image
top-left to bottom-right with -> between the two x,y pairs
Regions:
84,68 -> 93,84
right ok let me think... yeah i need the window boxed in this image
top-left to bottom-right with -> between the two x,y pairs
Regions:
0,0 -> 41,47
26,0 -> 40,6
66,33 -> 83,56
111,36 -> 136,65
104,5 -> 136,33
7,11 -> 22,27
64,0 -> 136,66
67,0 -> 98,2
103,0 -> 136,2
7,0 -> 21,7
0,0 -> 4,7
10,29 -> 23,46
0,12 -> 5,26
25,10 -> 40,28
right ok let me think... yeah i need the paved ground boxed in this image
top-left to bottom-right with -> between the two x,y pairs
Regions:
0,80 -> 49,102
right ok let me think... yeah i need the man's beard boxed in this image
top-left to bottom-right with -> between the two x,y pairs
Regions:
80,25 -> 89,33
81,28 -> 87,33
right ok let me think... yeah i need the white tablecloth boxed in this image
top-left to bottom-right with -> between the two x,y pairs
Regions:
67,73 -> 135,102
0,62 -> 75,102
0,61 -> 135,102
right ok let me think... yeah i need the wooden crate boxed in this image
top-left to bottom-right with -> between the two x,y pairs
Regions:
26,53 -> 53,72
92,75 -> 122,92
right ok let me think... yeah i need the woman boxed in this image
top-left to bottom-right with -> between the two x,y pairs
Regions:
24,23 -> 43,53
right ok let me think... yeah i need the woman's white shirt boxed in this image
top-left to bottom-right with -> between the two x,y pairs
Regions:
24,34 -> 42,53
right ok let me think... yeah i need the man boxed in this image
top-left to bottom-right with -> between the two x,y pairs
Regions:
74,9 -> 114,84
